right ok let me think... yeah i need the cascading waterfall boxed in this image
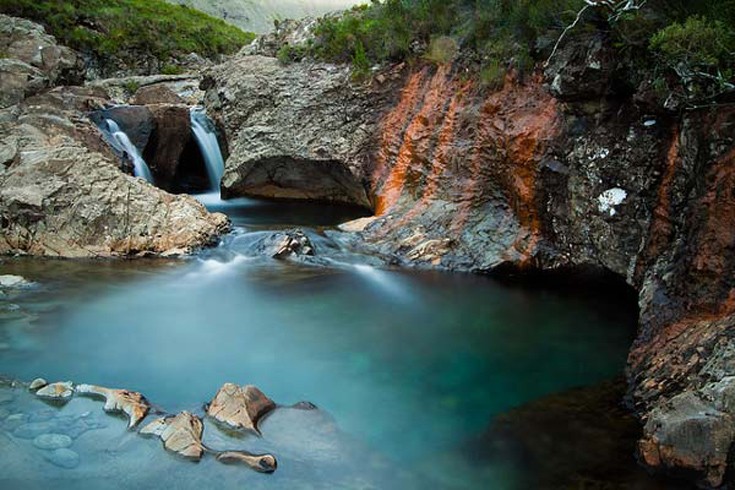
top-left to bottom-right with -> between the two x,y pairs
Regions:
190,108 -> 225,193
105,119 -> 154,183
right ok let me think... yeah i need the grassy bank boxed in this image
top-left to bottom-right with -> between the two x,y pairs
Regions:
0,0 -> 255,72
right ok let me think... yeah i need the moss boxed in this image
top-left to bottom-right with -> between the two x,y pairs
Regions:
0,0 -> 255,73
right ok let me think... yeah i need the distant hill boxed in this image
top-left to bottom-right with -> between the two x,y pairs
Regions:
165,0 -> 364,33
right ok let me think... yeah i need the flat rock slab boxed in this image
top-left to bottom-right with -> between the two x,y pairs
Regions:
140,411 -> 204,460
207,383 -> 275,434
43,448 -> 79,469
75,384 -> 149,428
33,433 -> 72,450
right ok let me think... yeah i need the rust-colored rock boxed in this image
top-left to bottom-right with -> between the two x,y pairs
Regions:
140,411 -> 205,460
206,383 -> 276,434
216,450 -> 277,473
75,384 -> 150,429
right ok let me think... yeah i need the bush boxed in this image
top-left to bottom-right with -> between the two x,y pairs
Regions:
650,16 -> 734,69
425,36 -> 459,65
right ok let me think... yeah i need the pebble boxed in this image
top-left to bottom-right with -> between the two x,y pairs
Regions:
33,433 -> 73,450
43,448 -> 80,469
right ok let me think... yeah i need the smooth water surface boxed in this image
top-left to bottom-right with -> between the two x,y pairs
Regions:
0,197 -> 644,489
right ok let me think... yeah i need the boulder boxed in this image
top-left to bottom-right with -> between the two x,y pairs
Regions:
206,383 -> 276,434
638,392 -> 735,488
75,384 -> 150,429
43,448 -> 80,469
0,275 -> 30,288
0,59 -> 48,109
143,104 -> 192,190
28,378 -> 47,391
33,433 -> 73,450
140,411 -> 205,460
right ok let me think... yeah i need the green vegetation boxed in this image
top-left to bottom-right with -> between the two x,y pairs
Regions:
306,0 -> 734,102
0,0 -> 255,73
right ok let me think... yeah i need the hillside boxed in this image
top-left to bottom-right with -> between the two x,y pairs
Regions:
165,0 -> 364,33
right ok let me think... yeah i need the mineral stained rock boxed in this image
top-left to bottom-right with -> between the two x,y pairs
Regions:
216,450 -> 277,473
75,384 -> 150,429
206,383 -> 276,434
140,411 -> 205,460
36,382 -> 74,400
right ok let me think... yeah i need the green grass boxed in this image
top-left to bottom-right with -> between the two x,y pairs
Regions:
306,0 -> 734,100
0,0 -> 255,73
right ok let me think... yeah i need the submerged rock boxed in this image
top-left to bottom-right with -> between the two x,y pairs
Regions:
75,384 -> 149,429
33,433 -> 72,450
140,411 -> 205,460
206,383 -> 276,435
43,448 -> 80,469
216,450 -> 277,473
36,382 -> 73,400
0,275 -> 31,289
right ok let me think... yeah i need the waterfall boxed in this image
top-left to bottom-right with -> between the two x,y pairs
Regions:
190,108 -> 225,193
105,119 -> 154,183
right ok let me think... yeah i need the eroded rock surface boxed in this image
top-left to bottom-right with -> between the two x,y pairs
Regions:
141,411 -> 205,460
216,450 -> 277,473
206,383 -> 275,434
256,229 -> 315,259
76,384 -> 150,429
36,382 -> 74,400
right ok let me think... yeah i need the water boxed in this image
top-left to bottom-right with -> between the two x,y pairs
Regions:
104,119 -> 155,183
0,200 -> 669,489
190,108 -> 225,191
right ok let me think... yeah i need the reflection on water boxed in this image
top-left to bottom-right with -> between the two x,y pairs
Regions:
0,198 -> 652,489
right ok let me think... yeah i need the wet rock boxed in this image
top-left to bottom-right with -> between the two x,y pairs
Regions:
36,382 -> 74,400
43,448 -> 79,469
28,378 -> 47,391
638,392 -> 734,488
99,105 -> 154,152
206,383 -> 276,434
256,230 -> 315,260
216,450 -> 277,473
33,433 -> 72,450
143,104 -> 192,190
75,384 -> 150,429
140,411 -> 205,460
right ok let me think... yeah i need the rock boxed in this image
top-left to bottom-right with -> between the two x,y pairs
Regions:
97,105 -> 154,152
75,384 -> 150,428
43,448 -> 80,469
36,382 -> 74,400
130,84 -> 185,105
206,383 -> 276,434
29,378 -> 48,391
143,104 -> 192,190
216,451 -> 277,473
338,216 -> 378,233
638,392 -> 735,488
254,229 -> 315,260
33,433 -> 73,450
140,411 -> 205,460
0,59 -> 48,109
0,14 -> 82,88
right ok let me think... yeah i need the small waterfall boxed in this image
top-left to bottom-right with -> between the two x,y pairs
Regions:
190,108 -> 225,193
105,119 -> 154,183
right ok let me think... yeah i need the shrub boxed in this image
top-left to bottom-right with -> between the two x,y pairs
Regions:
161,64 -> 183,75
425,36 -> 459,65
650,16 -> 734,69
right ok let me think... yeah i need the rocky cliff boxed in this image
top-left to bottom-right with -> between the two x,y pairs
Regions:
204,36 -> 735,487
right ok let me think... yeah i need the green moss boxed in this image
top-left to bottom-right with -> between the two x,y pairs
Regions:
0,0 -> 255,73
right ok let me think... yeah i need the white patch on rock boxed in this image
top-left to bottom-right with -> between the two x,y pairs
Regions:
590,148 -> 610,161
598,188 -> 627,216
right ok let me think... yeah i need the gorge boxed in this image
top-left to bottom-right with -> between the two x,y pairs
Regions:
0,1 -> 734,489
